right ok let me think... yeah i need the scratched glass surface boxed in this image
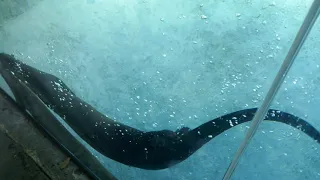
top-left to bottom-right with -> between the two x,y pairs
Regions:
230,1 -> 320,180
0,0 -> 317,180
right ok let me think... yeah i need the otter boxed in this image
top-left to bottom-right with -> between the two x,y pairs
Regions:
0,52 -> 319,170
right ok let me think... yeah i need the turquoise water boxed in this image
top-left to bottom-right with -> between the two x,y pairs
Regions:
1,0 -> 320,179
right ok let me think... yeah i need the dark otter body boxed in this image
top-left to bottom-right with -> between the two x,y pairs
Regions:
0,53 -> 319,170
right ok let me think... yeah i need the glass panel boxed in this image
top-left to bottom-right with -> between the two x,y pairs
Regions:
0,0 -> 315,179
230,1 -> 320,180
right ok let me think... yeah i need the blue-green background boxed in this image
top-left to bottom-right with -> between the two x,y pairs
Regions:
0,0 -> 319,179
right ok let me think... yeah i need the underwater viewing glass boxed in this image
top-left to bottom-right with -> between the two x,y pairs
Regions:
0,0 -> 320,180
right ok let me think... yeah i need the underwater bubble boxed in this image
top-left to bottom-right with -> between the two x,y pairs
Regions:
152,123 -> 158,127
293,79 -> 297,84
200,15 -> 207,19
267,54 -> 274,58
269,1 -> 276,6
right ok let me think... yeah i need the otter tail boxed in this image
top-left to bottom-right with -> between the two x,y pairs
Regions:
181,108 -> 320,154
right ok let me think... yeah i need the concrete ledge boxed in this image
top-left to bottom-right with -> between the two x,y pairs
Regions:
0,129 -> 50,180
0,88 -> 91,180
